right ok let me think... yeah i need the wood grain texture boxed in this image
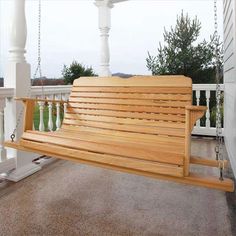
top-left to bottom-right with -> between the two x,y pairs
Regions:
64,113 -> 186,128
70,92 -> 192,101
73,76 -> 192,87
72,86 -> 192,93
67,103 -> 186,114
66,108 -> 186,122
22,131 -> 184,165
5,76 -> 231,191
60,126 -> 185,144
23,100 -> 35,132
63,118 -> 185,137
4,141 -> 234,192
68,98 -> 190,107
190,156 -> 228,168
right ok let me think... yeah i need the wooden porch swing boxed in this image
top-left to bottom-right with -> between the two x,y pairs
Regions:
4,76 -> 234,192
4,0 -> 234,192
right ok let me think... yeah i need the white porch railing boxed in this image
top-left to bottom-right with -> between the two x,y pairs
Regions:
192,84 -> 224,136
0,86 -> 71,175
0,84 -> 224,175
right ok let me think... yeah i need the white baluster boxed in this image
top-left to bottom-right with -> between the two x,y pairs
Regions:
63,102 -> 67,117
0,106 -> 7,162
48,102 -> 53,131
9,0 -> 27,63
205,90 -> 211,128
95,0 -> 113,76
38,101 -> 45,131
56,102 -> 61,130
196,90 -> 201,127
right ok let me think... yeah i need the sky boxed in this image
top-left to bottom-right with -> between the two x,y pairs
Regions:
0,0 -> 223,78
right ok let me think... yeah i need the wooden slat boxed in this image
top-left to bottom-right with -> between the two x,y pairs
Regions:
60,126 -> 185,144
68,103 -> 186,114
63,119 -> 185,137
64,113 -> 186,129
70,92 -> 192,101
66,108 -> 185,122
19,140 -> 183,177
22,131 -> 184,165
73,76 -> 192,87
4,141 -> 234,192
54,129 -> 184,146
69,98 -> 191,107
190,156 -> 228,168
72,86 -> 192,94
28,130 -> 184,153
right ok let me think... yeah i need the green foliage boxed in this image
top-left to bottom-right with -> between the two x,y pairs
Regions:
62,61 -> 96,85
146,11 -> 223,84
210,105 -> 224,127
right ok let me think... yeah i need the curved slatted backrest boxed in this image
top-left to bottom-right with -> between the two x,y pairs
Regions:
62,76 -> 192,138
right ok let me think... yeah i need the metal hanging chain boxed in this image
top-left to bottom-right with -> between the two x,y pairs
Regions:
11,0 -> 44,142
214,0 -> 224,181
33,0 -> 44,98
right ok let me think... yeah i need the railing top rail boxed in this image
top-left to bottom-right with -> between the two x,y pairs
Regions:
0,88 -> 14,98
192,84 -> 224,90
31,85 -> 72,96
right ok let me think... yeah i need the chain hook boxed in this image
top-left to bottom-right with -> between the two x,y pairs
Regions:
10,134 -> 15,142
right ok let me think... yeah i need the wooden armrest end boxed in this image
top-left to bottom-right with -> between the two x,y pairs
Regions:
186,106 -> 207,132
185,105 -> 207,111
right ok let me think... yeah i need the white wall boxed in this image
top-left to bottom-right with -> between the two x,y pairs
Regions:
223,0 -> 236,177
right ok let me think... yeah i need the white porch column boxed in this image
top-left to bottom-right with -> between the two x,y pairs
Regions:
4,0 -> 41,181
95,0 -> 113,77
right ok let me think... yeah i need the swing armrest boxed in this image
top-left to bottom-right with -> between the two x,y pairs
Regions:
15,97 -> 68,104
185,105 -> 207,132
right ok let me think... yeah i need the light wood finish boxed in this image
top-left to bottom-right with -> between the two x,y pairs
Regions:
73,76 -> 192,87
63,118 -> 185,137
184,105 -> 207,176
71,86 -> 192,93
67,103 -> 186,114
21,139 -> 183,177
69,92 -> 192,101
64,113 -> 186,128
65,108 -> 186,122
4,76 -> 234,192
23,99 -> 35,132
190,156 -> 228,168
186,105 -> 207,132
60,126 -> 185,144
22,131 -> 184,165
4,141 -> 234,192
69,97 -> 190,108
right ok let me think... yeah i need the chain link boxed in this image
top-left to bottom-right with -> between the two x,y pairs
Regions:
214,0 -> 224,181
11,0 -> 43,142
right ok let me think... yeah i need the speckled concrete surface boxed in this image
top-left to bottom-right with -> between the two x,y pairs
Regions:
0,138 -> 234,236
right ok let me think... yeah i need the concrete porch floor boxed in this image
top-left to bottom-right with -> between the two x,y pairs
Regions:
0,138 -> 235,236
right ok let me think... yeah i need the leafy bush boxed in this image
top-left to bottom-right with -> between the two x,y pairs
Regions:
62,61 -> 96,85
